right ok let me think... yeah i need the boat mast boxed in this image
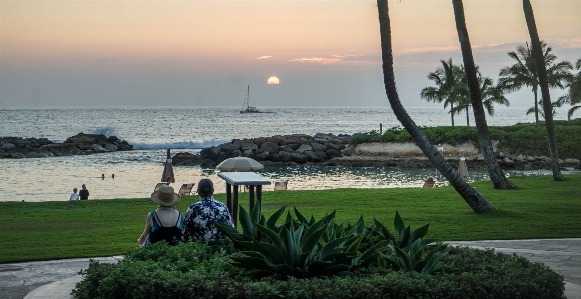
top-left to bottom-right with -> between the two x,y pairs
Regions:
246,85 -> 250,108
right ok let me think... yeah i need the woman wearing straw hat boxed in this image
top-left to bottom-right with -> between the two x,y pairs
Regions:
137,184 -> 184,246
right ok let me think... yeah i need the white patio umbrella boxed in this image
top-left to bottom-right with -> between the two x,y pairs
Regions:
216,157 -> 264,171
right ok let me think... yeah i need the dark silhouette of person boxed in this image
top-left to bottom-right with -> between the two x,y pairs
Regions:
79,184 -> 90,200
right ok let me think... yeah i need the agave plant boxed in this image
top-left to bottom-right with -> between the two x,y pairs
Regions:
378,238 -> 457,274
214,202 -> 384,279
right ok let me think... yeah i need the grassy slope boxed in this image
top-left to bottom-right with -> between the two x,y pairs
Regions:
1,174 -> 580,264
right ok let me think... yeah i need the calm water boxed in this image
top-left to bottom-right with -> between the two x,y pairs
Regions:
0,107 -> 569,202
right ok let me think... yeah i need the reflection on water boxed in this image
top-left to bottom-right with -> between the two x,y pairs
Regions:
0,150 -> 571,202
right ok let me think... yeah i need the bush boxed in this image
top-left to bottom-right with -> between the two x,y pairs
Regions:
72,244 -> 564,299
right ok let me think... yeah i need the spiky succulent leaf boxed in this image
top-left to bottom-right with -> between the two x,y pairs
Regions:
394,210 -> 405,235
410,223 -> 430,243
266,205 -> 287,229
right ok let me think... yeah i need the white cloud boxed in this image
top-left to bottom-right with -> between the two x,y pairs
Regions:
257,56 -> 272,59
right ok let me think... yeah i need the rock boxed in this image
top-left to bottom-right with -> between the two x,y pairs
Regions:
217,152 -> 229,164
278,151 -> 292,162
304,150 -> 322,162
219,143 -> 240,153
526,156 -> 536,162
231,149 -> 242,157
309,142 -> 327,152
324,142 -> 341,151
26,152 -> 50,158
104,144 -> 118,152
296,144 -> 312,153
564,158 -> 579,165
1,143 -> 16,150
279,145 -> 295,153
266,137 -> 283,145
90,144 -> 110,153
341,148 -> 353,156
200,146 -> 220,161
260,142 -> 279,154
326,149 -> 342,159
254,137 -> 267,147
172,152 -> 201,166
290,152 -> 308,163
314,150 -> 327,160
9,152 -> 26,158
108,136 -> 119,143
199,159 -> 216,169
269,153 -> 280,162
240,142 -> 258,151
242,149 -> 255,158
254,152 -> 270,161
65,133 -> 109,146
503,158 -> 514,166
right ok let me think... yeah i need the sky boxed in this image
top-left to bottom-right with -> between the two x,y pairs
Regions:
1,0 -> 580,108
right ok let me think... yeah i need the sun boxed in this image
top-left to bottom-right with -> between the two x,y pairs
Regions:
267,77 -> 280,85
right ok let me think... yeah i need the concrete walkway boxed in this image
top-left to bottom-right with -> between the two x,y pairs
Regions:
0,239 -> 579,299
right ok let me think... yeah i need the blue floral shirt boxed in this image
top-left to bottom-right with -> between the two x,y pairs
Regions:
182,197 -> 234,242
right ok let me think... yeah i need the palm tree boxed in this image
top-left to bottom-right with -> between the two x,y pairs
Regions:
376,0 -> 495,213
453,74 -> 510,125
556,58 -> 581,119
497,42 -> 572,127
451,0 -> 516,189
420,59 -> 464,126
521,0 -> 564,181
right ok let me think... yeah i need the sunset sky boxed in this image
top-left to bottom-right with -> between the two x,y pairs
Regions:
1,0 -> 580,107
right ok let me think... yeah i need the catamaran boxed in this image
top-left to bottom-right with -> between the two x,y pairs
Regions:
240,85 -> 261,114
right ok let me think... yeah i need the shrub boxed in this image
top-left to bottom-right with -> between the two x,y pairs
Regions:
72,245 -> 564,299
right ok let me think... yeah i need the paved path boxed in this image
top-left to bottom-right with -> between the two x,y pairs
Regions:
0,239 -> 579,299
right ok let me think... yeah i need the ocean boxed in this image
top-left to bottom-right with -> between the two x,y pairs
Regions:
0,106 -> 568,202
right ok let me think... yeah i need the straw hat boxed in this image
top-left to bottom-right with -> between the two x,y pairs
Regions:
151,184 -> 180,206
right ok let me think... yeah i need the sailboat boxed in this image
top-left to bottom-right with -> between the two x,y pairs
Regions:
240,85 -> 261,114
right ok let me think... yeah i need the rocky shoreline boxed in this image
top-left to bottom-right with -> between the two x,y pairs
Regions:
172,134 -> 581,171
0,133 -> 133,159
3,132 -> 580,171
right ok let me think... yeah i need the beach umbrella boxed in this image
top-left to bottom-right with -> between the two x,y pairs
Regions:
458,150 -> 468,178
217,157 -> 264,171
161,149 -> 175,183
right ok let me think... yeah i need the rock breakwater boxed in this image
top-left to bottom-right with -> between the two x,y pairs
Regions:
174,133 -> 354,167
0,133 -> 133,159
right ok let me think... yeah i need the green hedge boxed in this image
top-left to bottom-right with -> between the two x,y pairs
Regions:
349,119 -> 581,158
72,242 -> 564,299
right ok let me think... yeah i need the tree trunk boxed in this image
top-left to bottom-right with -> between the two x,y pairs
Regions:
533,87 -> 540,127
377,0 -> 495,213
452,0 -> 516,189
466,106 -> 470,126
522,0 -> 563,180
450,102 -> 455,126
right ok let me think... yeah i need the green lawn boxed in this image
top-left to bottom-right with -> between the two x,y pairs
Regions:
1,174 -> 580,264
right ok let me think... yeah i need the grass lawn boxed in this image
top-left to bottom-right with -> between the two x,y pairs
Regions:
1,174 -> 580,264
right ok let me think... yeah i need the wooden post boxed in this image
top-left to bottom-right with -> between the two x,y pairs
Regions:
380,123 -> 383,135
166,149 -> 171,159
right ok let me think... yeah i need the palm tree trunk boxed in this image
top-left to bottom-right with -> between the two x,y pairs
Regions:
452,0 -> 516,189
377,0 -> 494,213
466,106 -> 470,126
522,0 -> 563,180
533,87 -> 540,127
450,102 -> 455,126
